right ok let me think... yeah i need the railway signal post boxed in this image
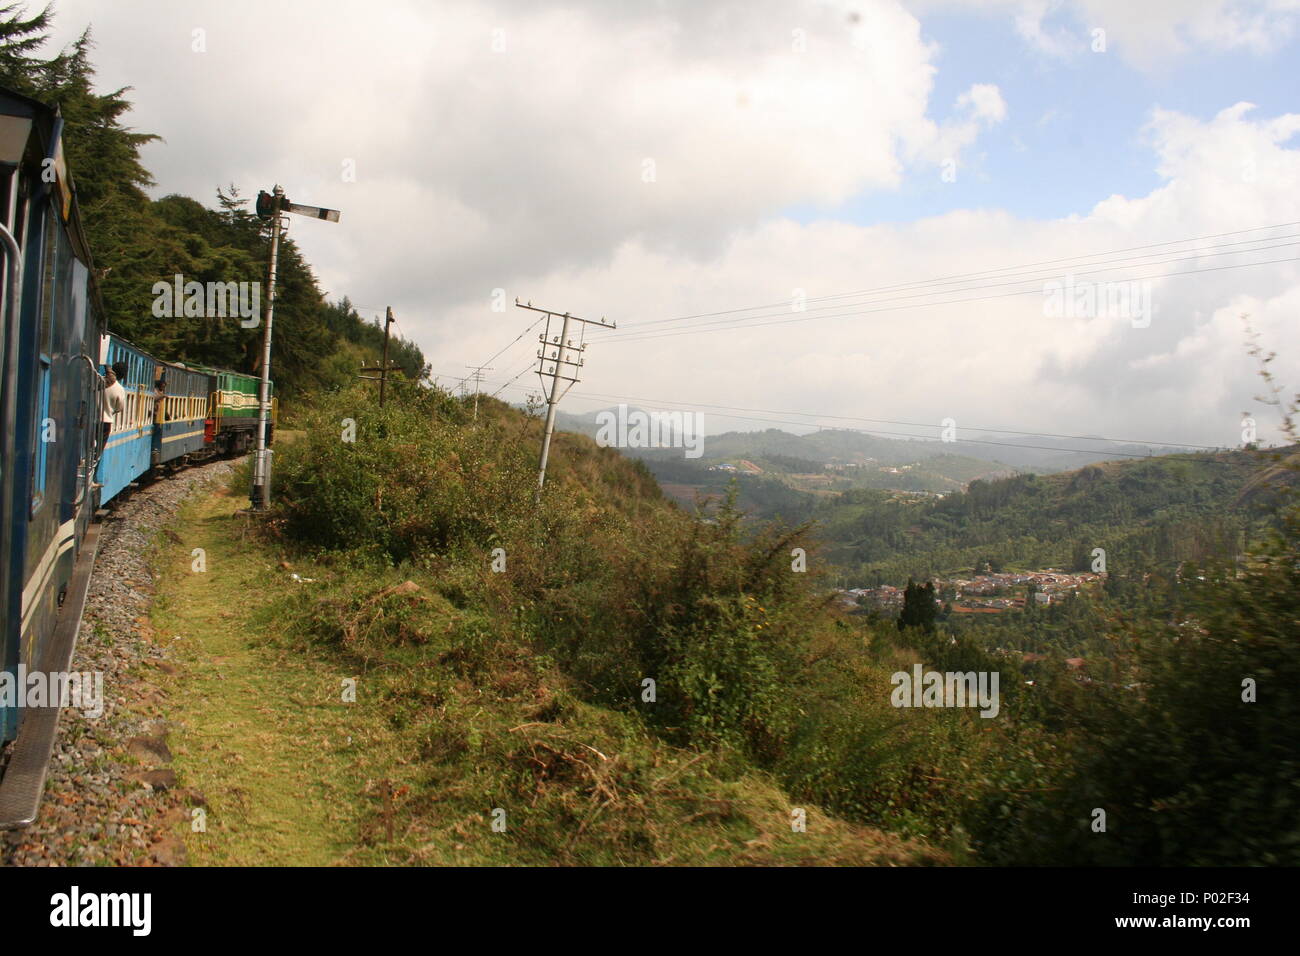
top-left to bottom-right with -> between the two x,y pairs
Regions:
516,299 -> 615,498
250,185 -> 340,511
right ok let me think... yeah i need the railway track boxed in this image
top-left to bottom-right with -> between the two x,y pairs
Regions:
0,459 -> 238,866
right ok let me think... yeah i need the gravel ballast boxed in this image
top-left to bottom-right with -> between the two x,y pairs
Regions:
2,459 -> 238,867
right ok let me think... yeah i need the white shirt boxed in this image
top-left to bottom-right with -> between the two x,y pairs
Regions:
103,380 -> 126,425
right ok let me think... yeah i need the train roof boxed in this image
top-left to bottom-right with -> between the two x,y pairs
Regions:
182,362 -> 262,380
103,334 -> 268,385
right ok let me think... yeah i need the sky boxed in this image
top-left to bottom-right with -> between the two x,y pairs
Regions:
44,0 -> 1300,448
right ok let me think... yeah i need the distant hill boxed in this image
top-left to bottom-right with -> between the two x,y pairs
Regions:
549,410 -> 1212,473
808,447 -> 1294,585
542,409 -> 1223,514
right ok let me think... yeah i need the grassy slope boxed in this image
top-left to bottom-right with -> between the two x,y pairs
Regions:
152,466 -> 943,866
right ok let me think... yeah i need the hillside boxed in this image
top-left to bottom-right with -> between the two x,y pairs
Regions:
808,448 -> 1290,584
548,410 -> 1224,519
553,411 -> 1210,474
241,386 -> 971,863
234,384 -> 1300,866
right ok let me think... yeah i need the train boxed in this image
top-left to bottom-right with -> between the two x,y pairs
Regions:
0,86 -> 275,827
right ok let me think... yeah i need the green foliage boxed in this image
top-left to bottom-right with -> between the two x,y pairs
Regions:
272,385 -> 506,562
263,374 -> 1300,865
815,453 -> 1278,585
898,579 -> 938,633
981,522 -> 1300,865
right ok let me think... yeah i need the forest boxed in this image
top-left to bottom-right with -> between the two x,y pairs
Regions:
810,451 -> 1278,583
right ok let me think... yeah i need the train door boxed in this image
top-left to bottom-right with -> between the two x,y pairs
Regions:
62,257 -> 90,526
150,362 -> 164,465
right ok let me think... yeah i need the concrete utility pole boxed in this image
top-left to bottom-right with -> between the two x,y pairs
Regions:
516,299 -> 615,498
250,185 -> 340,511
464,364 -> 493,422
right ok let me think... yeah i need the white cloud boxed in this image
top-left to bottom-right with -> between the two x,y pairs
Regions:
432,101 -> 1300,448
41,0 -> 1300,450
51,0 -> 1004,296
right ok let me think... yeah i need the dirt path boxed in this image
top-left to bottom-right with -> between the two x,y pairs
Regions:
153,487 -> 392,865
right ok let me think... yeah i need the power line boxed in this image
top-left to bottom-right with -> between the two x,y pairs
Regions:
515,299 -> 616,495
479,313 -> 547,369
612,220 -> 1300,332
513,389 -> 1223,450
599,252 -> 1300,344
490,357 -> 539,398
464,363 -> 494,421
475,379 -> 1259,465
600,242 -> 1300,341
604,234 -> 1300,340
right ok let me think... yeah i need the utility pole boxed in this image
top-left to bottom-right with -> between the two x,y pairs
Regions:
464,364 -> 493,422
380,306 -> 394,407
516,299 -> 615,498
250,185 -> 339,511
357,309 -> 402,404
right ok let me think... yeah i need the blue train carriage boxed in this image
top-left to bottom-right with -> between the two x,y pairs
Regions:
98,333 -> 158,503
154,360 -> 215,467
0,88 -> 106,826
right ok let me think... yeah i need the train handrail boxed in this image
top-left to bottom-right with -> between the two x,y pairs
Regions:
76,354 -> 105,477
0,221 -> 24,684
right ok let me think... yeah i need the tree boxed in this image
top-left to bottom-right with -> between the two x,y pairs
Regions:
898,578 -> 938,633
0,3 -> 61,95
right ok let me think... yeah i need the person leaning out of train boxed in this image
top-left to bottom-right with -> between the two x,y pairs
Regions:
154,371 -> 168,420
95,365 -> 126,485
103,366 -> 126,437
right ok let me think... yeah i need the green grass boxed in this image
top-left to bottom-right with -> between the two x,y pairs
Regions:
149,481 -> 944,866
152,488 -> 402,864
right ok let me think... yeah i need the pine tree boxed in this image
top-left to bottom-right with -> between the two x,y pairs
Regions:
898,578 -> 938,633
0,2 -> 58,94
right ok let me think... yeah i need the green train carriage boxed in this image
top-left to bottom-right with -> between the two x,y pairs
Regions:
191,365 -> 276,455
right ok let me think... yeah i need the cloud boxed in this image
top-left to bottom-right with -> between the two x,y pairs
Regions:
51,0 -> 1005,297
42,0 -> 1300,449
436,101 -> 1300,448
